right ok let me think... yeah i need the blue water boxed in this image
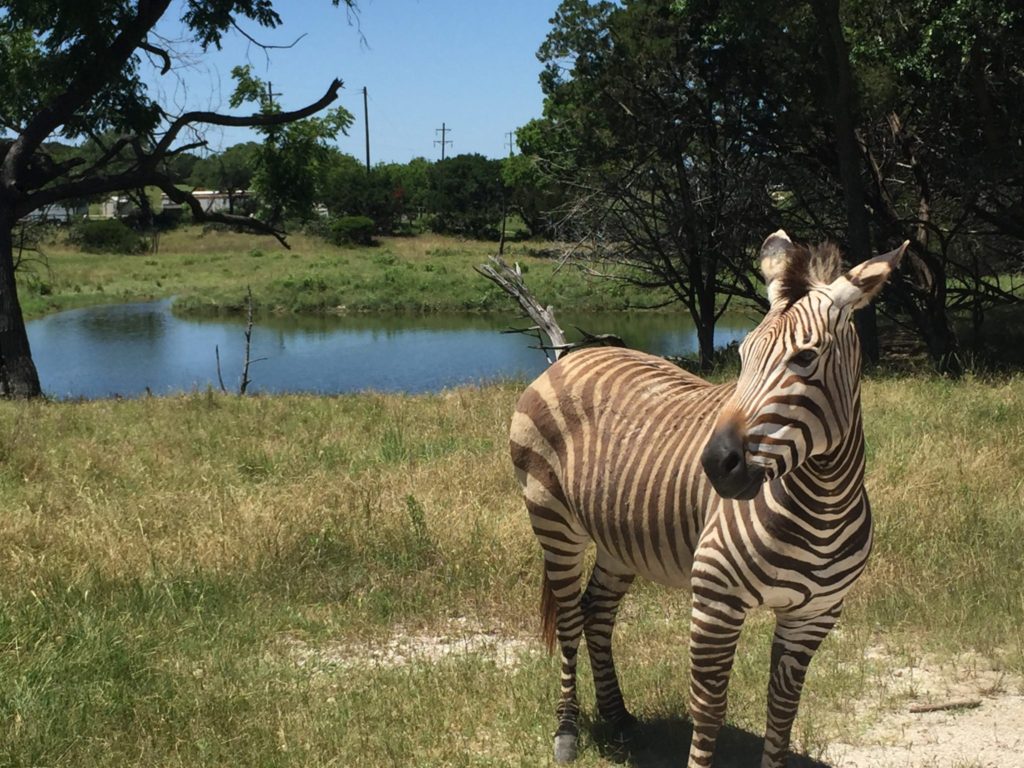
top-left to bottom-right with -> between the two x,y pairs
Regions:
26,300 -> 755,399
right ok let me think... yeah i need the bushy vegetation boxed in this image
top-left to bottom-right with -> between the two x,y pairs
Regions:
0,376 -> 1021,766
327,215 -> 376,246
66,219 -> 147,255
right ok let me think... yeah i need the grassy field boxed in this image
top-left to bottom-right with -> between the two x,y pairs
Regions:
1,375 -> 1022,766
16,227 -> 673,320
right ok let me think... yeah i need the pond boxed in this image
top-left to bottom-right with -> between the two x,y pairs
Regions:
26,300 -> 757,399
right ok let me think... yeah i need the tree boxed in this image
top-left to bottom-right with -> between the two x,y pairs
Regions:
528,0 -> 774,370
0,0 -> 355,398
320,151 -> 404,232
425,153 -> 505,239
844,0 -> 1024,370
189,141 -> 260,214
500,145 -> 565,239
229,65 -> 352,225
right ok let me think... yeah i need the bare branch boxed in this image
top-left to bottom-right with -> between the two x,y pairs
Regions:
140,40 -> 172,75
231,19 -> 308,51
475,255 -> 568,362
158,182 -> 290,247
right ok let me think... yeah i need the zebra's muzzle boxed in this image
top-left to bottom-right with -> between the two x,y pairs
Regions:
700,421 -> 766,500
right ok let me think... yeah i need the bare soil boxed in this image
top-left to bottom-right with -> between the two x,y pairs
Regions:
827,650 -> 1024,768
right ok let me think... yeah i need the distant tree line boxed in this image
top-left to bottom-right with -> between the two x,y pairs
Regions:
520,0 -> 1024,373
177,144 -> 564,242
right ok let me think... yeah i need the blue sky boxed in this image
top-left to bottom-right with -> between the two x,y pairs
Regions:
149,1 -> 562,163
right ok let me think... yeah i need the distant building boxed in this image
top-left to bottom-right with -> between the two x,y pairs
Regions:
160,189 -> 249,214
100,195 -> 135,219
20,201 -> 89,223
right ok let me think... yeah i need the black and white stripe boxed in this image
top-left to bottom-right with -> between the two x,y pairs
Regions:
510,231 -> 907,766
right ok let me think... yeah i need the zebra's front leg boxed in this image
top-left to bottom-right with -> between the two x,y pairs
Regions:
760,604 -> 842,768
582,555 -> 636,731
686,592 -> 747,768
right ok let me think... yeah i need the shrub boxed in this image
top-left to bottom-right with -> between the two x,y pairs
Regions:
68,219 -> 147,254
327,215 -> 376,246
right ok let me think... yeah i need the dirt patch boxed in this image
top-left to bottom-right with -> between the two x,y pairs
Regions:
283,617 -> 538,672
827,650 -> 1024,768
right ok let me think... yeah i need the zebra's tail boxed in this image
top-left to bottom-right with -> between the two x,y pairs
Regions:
540,567 -> 558,654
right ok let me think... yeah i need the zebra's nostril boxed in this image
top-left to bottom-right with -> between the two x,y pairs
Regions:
722,452 -> 741,473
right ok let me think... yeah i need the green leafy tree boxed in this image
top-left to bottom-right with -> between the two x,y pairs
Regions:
529,0 -> 774,369
320,151 -> 403,232
842,0 -> 1024,368
189,141 -> 260,213
500,146 -> 565,239
425,153 -> 505,239
711,0 -> 1024,372
0,0 -> 355,397
229,65 -> 352,224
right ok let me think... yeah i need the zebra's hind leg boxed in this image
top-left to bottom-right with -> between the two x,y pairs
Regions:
534,521 -> 589,763
760,604 -> 842,768
582,552 -> 636,732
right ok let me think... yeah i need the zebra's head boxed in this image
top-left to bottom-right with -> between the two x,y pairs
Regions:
701,230 -> 908,500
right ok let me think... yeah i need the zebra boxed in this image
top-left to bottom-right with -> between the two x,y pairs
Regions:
509,230 -> 907,767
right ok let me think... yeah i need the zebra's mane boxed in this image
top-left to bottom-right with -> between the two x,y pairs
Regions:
774,242 -> 843,308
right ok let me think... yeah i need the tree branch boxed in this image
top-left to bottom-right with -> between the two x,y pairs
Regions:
153,78 -> 344,157
475,255 -> 569,362
157,181 -> 289,247
140,40 -> 172,75
231,20 -> 308,51
1,0 -> 174,196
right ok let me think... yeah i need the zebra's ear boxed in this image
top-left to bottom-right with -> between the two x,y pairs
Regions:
827,241 -> 910,311
759,229 -> 794,305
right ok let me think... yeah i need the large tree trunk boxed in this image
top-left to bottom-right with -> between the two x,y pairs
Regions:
0,208 -> 42,398
812,0 -> 880,364
695,280 -> 717,373
695,315 -> 716,373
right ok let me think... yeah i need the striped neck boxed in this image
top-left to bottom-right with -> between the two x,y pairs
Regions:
777,397 -> 867,517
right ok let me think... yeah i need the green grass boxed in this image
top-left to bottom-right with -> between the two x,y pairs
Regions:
1,376 -> 1023,766
15,227 -> 673,320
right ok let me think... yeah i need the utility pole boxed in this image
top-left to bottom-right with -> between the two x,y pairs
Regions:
265,81 -> 282,109
499,131 -> 515,256
362,86 -> 371,173
434,122 -> 452,160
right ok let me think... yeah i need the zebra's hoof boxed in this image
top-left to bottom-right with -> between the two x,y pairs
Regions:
613,711 -> 639,736
553,733 -> 578,763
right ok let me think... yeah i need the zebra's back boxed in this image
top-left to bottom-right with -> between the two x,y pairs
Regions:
510,346 -> 733,586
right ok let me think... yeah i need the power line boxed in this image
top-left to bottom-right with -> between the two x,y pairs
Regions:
505,130 -> 516,158
434,122 -> 452,161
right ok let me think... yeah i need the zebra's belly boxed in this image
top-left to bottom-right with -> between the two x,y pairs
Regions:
574,500 -> 700,589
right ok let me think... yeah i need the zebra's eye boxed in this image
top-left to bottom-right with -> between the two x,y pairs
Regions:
790,348 -> 819,368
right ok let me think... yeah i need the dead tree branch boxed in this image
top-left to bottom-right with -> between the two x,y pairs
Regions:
476,255 -> 569,363
239,286 -> 267,395
475,254 -> 624,364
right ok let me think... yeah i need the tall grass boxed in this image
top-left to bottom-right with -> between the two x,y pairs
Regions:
0,375 -> 1021,766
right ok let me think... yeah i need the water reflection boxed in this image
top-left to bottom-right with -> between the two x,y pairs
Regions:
27,300 -> 755,400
